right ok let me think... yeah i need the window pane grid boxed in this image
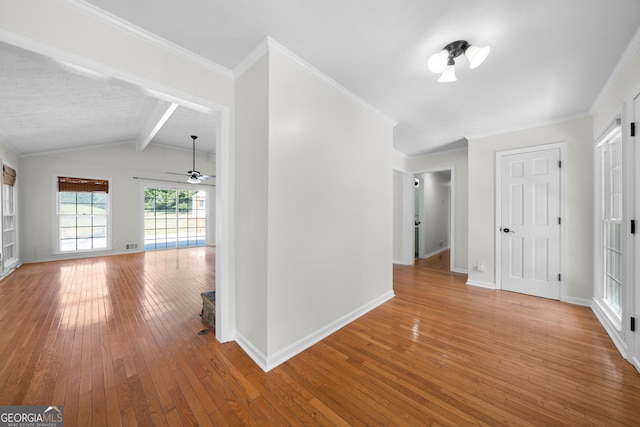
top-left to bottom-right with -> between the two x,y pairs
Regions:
600,129 -> 622,315
58,190 -> 108,252
2,183 -> 17,264
144,188 -> 206,250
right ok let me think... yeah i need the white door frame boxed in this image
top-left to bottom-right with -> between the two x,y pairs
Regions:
0,33 -> 234,343
414,166 -> 456,273
495,142 -> 567,300
631,93 -> 639,371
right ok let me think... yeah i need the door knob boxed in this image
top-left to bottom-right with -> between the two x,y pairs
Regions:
501,228 -> 514,233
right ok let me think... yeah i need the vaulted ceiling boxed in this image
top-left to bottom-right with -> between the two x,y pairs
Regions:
1,0 -> 640,157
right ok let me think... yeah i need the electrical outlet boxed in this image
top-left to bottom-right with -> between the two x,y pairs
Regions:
477,261 -> 485,272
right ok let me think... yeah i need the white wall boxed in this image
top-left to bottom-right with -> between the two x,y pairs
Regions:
234,53 -> 270,356
406,149 -> 468,272
19,143 -> 215,261
266,48 -> 395,362
393,169 -> 415,264
467,116 -> 594,301
232,45 -> 395,369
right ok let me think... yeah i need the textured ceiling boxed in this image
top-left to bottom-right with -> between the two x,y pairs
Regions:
0,43 -> 216,156
2,0 -> 640,156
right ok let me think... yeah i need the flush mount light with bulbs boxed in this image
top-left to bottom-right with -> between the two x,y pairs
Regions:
428,40 -> 490,82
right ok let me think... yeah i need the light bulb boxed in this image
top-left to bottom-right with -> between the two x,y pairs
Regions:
437,61 -> 457,83
427,50 -> 449,74
465,45 -> 490,69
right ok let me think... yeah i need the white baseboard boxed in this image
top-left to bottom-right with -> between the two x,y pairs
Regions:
632,356 -> 640,375
235,333 -> 268,371
236,290 -> 395,372
562,296 -> 592,307
466,279 -> 496,289
423,247 -> 450,259
452,267 -> 468,274
393,259 -> 414,265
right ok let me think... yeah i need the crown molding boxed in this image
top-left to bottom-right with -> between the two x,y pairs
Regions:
590,24 -> 640,114
465,111 -> 591,142
266,37 -> 397,127
232,37 -> 270,79
226,36 -> 399,128
57,0 -> 233,80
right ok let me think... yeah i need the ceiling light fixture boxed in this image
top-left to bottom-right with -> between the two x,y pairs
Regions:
428,40 -> 490,82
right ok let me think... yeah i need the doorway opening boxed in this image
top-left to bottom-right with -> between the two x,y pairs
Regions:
414,169 -> 453,270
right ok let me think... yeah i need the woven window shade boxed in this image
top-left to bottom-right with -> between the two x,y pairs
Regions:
3,165 -> 16,186
58,176 -> 109,193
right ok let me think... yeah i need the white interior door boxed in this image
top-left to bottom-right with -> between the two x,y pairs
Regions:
500,147 -> 561,299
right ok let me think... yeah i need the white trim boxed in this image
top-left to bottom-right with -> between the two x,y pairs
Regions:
235,333 -> 268,372
592,298 -> 629,360
452,267 -> 468,275
238,291 -> 395,372
53,174 -> 113,254
466,279 -> 496,289
562,296 -> 592,307
56,0 -> 233,79
594,116 -> 622,147
266,38 -> 397,127
1,160 -> 19,272
233,37 -> 397,127
233,38 -> 269,78
592,110 -> 629,362
495,142 -> 567,299
467,113 -> 590,143
423,247 -> 450,259
214,109 -> 233,343
412,166 -> 457,272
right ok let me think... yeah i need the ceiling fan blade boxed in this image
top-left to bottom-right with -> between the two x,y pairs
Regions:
166,171 -> 189,176
199,174 -> 216,180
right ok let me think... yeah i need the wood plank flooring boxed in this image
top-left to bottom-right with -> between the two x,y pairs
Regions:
1,247 -> 639,426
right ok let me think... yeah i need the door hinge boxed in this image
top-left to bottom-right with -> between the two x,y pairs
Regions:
558,273 -> 561,281
631,122 -> 636,137
632,317 -> 636,332
558,160 -> 562,168
558,217 -> 561,225
631,219 -> 636,234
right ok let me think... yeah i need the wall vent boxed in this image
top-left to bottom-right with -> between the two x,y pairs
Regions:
125,243 -> 138,250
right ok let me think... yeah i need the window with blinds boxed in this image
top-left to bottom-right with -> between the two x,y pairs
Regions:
57,176 -> 110,252
2,165 -> 17,266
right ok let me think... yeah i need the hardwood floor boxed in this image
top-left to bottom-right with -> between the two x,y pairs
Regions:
1,247 -> 639,426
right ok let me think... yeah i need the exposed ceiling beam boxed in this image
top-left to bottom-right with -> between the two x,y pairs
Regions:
136,100 -> 178,151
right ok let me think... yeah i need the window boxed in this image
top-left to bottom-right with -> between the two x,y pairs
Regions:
57,176 -> 110,252
596,120 -> 623,318
2,165 -> 17,268
144,187 -> 207,250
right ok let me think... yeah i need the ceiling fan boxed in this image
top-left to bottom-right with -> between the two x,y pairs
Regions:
167,135 -> 215,184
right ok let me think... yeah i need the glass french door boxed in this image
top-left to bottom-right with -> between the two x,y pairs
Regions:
144,187 -> 207,250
